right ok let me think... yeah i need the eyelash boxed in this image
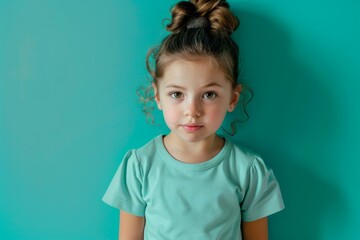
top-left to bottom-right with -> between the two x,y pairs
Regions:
203,91 -> 217,100
169,91 -> 183,99
168,91 -> 217,100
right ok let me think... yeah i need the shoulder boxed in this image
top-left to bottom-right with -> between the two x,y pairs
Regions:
226,139 -> 262,171
124,135 -> 163,170
134,135 -> 161,159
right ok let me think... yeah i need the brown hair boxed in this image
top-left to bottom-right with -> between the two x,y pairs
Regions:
138,0 -> 252,135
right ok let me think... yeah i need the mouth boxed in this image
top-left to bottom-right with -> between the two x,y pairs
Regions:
181,124 -> 203,132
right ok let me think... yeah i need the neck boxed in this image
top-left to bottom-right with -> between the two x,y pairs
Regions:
163,134 -> 224,164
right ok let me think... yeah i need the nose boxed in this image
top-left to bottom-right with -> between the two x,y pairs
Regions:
184,97 -> 202,118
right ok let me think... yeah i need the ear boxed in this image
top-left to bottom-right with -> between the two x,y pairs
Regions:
228,84 -> 242,112
152,82 -> 162,110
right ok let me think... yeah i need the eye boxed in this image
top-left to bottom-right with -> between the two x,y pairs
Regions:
203,91 -> 217,100
169,91 -> 183,99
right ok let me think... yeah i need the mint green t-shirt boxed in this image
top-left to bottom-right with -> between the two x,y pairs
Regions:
103,135 -> 284,239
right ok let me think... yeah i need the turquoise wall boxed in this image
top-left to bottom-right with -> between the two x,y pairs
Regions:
1,0 -> 359,239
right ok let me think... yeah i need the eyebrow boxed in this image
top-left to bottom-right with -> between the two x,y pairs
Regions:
165,84 -> 186,89
165,82 -> 223,89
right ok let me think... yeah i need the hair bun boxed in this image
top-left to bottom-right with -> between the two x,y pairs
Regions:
166,1 -> 198,33
186,16 -> 210,29
166,0 -> 239,35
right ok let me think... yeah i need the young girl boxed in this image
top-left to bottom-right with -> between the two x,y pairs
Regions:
103,0 -> 284,239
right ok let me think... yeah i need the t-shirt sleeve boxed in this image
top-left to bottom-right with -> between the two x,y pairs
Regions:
240,156 -> 285,222
102,150 -> 146,217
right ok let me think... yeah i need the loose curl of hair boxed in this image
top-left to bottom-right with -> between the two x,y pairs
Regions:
137,0 -> 253,135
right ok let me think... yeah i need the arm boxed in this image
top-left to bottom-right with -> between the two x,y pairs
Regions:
241,217 -> 268,240
119,210 -> 145,240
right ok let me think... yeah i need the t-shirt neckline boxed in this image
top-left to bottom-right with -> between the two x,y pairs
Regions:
155,134 -> 231,172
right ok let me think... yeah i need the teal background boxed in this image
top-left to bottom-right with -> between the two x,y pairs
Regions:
1,0 -> 359,239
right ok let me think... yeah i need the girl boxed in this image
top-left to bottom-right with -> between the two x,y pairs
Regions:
103,0 -> 284,239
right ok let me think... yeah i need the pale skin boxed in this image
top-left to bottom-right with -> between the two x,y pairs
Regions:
119,57 -> 269,239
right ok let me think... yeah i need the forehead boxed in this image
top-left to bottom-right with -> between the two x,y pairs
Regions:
159,57 -> 228,87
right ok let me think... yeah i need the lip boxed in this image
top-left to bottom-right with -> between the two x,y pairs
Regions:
181,124 -> 203,132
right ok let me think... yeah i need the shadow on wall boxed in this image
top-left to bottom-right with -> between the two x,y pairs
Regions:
230,10 -> 349,239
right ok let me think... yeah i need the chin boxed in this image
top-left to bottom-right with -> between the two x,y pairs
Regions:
179,132 -> 216,143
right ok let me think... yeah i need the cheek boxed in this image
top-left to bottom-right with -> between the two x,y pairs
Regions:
206,105 -> 228,125
162,107 -> 180,126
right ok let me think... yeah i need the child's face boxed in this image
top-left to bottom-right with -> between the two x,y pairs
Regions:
153,57 -> 241,143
